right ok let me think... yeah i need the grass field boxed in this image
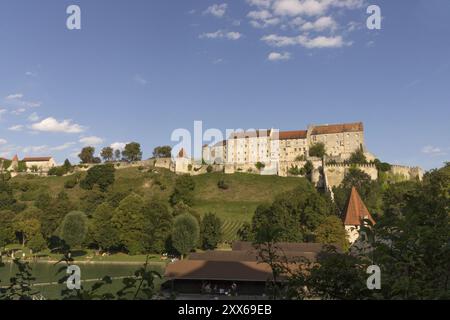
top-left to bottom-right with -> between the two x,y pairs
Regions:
11,167 -> 306,241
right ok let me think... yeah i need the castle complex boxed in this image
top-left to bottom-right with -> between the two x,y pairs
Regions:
202,122 -> 370,172
165,122 -> 423,192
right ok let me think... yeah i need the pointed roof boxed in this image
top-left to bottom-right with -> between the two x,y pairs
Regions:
177,148 -> 187,158
343,187 -> 376,226
12,154 -> 19,162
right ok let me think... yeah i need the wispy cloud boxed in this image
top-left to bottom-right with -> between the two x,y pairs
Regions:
79,136 -> 104,146
421,145 -> 447,156
199,30 -> 242,40
133,74 -> 148,86
268,51 -> 291,61
261,34 -> 345,48
203,4 -> 228,18
8,125 -> 24,131
31,117 -> 85,134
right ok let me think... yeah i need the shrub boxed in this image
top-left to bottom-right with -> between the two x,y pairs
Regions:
64,178 -> 78,189
217,179 -> 229,190
309,142 -> 326,158
206,165 -> 213,173
255,162 -> 265,171
80,164 -> 115,192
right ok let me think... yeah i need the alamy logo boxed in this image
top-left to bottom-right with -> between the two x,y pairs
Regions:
367,5 -> 382,30
66,265 -> 81,290
66,5 -> 81,30
366,265 -> 381,290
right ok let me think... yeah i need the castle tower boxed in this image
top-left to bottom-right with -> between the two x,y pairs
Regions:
343,187 -> 376,244
8,154 -> 19,171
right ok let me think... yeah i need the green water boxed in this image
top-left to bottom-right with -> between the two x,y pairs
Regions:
0,262 -> 163,300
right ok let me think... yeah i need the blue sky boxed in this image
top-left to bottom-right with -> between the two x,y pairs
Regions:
0,0 -> 449,169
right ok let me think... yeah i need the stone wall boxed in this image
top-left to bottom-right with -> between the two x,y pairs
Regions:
389,165 -> 424,181
324,163 -> 378,190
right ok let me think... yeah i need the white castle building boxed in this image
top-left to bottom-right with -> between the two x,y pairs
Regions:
202,122 -> 367,168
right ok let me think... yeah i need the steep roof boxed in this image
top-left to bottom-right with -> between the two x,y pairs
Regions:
278,130 -> 307,140
177,148 -> 187,158
12,154 -> 19,162
343,187 -> 376,226
23,157 -> 52,162
311,122 -> 363,135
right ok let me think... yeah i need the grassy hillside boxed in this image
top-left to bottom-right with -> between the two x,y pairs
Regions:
11,167 -> 307,241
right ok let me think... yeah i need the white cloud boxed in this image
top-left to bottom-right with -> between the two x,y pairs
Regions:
203,3 -> 228,18
248,10 -> 281,28
261,34 -> 345,48
25,71 -> 37,77
51,142 -> 76,151
0,139 -> 7,145
28,112 -> 40,122
110,142 -> 128,151
268,51 -> 291,61
133,74 -> 148,86
300,16 -> 337,31
79,136 -> 104,146
6,93 -> 23,100
0,109 -> 6,119
246,0 -> 272,9
199,30 -> 242,40
8,125 -> 24,131
11,108 -> 26,115
31,117 -> 85,133
421,145 -> 447,156
22,145 -> 48,154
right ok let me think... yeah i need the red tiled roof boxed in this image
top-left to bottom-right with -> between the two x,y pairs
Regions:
311,122 -> 363,135
23,157 -> 52,162
343,187 -> 376,226
278,130 -> 307,140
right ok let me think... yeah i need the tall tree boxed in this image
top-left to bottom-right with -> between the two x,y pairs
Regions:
92,203 -> 117,252
114,149 -> 121,161
200,213 -> 222,250
143,200 -> 173,253
112,194 -> 146,255
80,164 -> 115,192
0,210 -> 16,249
78,146 -> 96,164
122,142 -> 142,162
100,147 -> 114,162
59,211 -> 88,249
315,215 -> 349,251
171,214 -> 199,258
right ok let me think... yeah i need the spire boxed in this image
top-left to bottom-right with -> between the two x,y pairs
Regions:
343,187 -> 375,226
12,154 -> 19,162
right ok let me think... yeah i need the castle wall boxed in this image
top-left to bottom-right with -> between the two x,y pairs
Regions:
324,164 -> 378,190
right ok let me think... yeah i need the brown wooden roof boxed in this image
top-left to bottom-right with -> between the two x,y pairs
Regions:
311,122 -> 363,135
23,157 -> 52,162
343,187 -> 376,226
278,130 -> 307,140
164,260 -> 275,282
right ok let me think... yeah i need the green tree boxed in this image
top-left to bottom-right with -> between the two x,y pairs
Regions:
78,146 -> 96,164
41,192 -> 75,238
13,207 -> 42,246
348,147 -> 367,164
112,194 -> 145,255
0,181 -> 15,210
80,164 -> 115,192
0,210 -> 16,249
91,203 -> 117,252
59,211 -> 88,248
28,233 -> 47,254
315,216 -> 349,251
153,146 -> 172,158
200,213 -> 222,250
142,200 -> 173,253
122,142 -> 142,162
309,142 -> 326,158
255,162 -> 266,171
171,214 -> 199,258
114,149 -> 121,161
100,147 -> 114,162
170,175 -> 196,206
